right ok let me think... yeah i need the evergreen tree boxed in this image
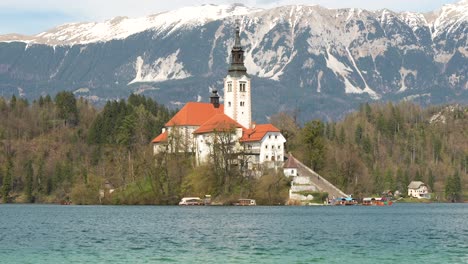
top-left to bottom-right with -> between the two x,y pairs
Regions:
301,120 -> 325,171
395,168 -> 404,193
373,167 -> 383,194
10,95 -> 17,109
445,171 -> 463,202
402,169 -> 410,196
2,155 -> 13,203
384,169 -> 394,191
54,91 -> 79,126
427,169 -> 435,192
36,158 -> 45,194
355,124 -> 363,145
338,126 -> 345,144
24,160 -> 34,203
364,102 -> 372,121
38,96 -> 45,107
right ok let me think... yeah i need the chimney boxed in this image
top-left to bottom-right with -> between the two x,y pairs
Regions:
210,89 -> 220,108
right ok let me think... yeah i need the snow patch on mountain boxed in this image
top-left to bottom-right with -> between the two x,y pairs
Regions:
325,49 -> 360,94
345,47 -> 380,99
431,0 -> 468,39
398,68 -> 418,92
128,50 -> 190,84
399,12 -> 428,32
74,88 -> 90,94
317,71 -> 323,93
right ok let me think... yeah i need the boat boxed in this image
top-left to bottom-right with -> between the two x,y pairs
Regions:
362,197 -> 393,206
233,199 -> 256,206
333,197 -> 358,206
178,197 -> 203,205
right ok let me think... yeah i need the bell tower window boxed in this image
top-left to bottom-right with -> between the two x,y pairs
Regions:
240,82 -> 246,92
227,82 -> 232,92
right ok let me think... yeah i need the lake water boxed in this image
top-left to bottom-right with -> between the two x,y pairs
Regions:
0,204 -> 467,263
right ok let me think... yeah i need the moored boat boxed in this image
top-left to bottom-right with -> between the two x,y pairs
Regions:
362,197 -> 393,206
333,197 -> 358,206
233,199 -> 256,206
178,197 -> 203,205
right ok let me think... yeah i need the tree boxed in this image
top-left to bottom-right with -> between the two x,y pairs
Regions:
427,169 -> 435,192
301,120 -> 325,171
24,160 -> 34,203
355,124 -> 363,145
372,167 -> 383,194
384,169 -> 395,191
445,171 -> 463,202
54,91 -> 79,126
270,112 -> 300,148
2,155 -> 13,203
209,127 -> 242,195
338,126 -> 346,144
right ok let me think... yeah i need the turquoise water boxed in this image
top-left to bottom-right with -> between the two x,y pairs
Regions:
0,204 -> 467,263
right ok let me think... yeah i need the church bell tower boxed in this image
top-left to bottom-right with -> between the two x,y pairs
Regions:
223,26 -> 252,129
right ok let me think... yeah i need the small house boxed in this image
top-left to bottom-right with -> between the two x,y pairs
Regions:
283,154 -> 299,177
408,181 -> 431,199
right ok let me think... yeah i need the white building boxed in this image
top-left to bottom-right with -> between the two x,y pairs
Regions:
283,154 -> 299,177
152,26 -> 285,168
408,181 -> 431,199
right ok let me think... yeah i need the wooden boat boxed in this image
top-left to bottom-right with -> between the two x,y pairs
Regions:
362,197 -> 393,206
233,199 -> 256,206
333,197 -> 358,206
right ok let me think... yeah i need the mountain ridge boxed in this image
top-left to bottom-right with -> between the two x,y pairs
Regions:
0,1 -> 466,45
0,1 -> 466,122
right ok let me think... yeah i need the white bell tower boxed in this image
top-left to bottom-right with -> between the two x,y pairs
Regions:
223,26 -> 252,129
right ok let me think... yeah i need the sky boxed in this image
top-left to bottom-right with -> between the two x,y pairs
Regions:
0,0 -> 460,35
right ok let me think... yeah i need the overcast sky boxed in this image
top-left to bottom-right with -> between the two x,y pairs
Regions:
0,0 -> 460,35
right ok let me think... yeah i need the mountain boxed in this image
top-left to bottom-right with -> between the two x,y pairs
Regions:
0,1 -> 467,122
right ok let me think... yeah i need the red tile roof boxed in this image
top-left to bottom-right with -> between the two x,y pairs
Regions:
241,124 -> 280,142
151,131 -> 168,143
166,102 -> 224,126
194,114 -> 244,134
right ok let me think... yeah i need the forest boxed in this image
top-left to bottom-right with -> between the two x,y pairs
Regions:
0,92 -> 288,205
277,102 -> 467,202
0,92 -> 466,204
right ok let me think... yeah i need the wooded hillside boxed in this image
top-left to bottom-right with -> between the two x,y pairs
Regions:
277,102 -> 467,201
0,93 -> 466,204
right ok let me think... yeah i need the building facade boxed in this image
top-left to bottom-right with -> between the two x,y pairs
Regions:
408,181 -> 431,199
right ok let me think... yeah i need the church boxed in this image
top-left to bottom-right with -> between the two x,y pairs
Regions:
151,26 -> 286,170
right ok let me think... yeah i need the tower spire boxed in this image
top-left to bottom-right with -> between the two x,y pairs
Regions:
234,25 -> 241,49
228,24 -> 247,77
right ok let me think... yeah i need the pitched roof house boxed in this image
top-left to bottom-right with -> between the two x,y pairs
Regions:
283,154 -> 299,177
408,181 -> 431,199
151,26 -> 285,168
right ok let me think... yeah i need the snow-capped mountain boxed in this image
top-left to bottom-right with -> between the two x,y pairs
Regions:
0,1 -> 466,121
0,4 -> 260,45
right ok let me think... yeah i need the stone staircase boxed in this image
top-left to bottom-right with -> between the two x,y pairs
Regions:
286,154 -> 347,203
